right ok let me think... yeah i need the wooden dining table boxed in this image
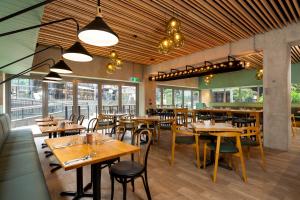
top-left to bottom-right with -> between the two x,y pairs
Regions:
132,116 -> 161,143
191,122 -> 243,169
35,117 -> 65,122
39,123 -> 86,134
37,119 -> 72,126
45,134 -> 140,200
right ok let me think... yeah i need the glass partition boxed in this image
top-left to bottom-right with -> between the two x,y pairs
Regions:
10,78 -> 43,128
184,90 -> 192,108
156,88 -> 161,107
48,82 -> 73,119
192,90 -> 200,108
174,89 -> 183,108
122,85 -> 136,114
163,88 -> 173,107
78,83 -> 98,125
102,84 -> 119,113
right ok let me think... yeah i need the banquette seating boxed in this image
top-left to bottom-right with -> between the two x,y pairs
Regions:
0,114 -> 50,200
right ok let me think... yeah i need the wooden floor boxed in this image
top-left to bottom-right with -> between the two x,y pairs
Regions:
34,129 -> 300,200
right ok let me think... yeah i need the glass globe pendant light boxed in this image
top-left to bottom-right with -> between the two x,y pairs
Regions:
167,17 -> 181,36
114,58 -> 123,69
256,69 -> 263,80
78,0 -> 119,47
173,31 -> 184,48
106,63 -> 116,74
158,37 -> 174,54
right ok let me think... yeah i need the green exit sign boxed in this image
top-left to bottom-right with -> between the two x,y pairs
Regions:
130,77 -> 140,82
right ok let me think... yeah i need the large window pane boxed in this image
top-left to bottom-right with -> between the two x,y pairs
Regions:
192,91 -> 200,108
11,78 -> 43,128
156,88 -> 161,107
122,86 -> 136,114
163,88 -> 173,107
174,89 -> 183,108
48,82 -> 73,119
102,85 -> 119,113
184,90 -> 192,108
78,83 -> 98,125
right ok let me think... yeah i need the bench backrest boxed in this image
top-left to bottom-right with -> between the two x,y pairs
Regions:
0,114 -> 11,151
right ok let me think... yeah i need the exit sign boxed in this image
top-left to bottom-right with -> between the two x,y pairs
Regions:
130,77 -> 140,82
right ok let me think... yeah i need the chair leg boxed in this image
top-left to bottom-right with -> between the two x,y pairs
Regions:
258,137 -> 266,170
122,179 -> 127,200
195,135 -> 200,168
237,137 -> 247,182
143,172 -> 152,200
212,137 -> 221,183
203,143 -> 207,169
110,175 -> 114,200
131,179 -> 135,192
170,134 -> 176,166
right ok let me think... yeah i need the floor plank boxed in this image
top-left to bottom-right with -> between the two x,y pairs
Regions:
34,129 -> 300,200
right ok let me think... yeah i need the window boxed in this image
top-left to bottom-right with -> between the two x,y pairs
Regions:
48,82 -> 73,119
102,85 -> 119,113
156,88 -> 161,107
184,90 -> 192,108
212,87 -> 262,103
174,89 -> 183,108
192,90 -> 200,108
78,83 -> 98,124
163,88 -> 173,107
122,85 -> 136,114
10,78 -> 43,128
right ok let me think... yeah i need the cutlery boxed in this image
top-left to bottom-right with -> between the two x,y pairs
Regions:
64,155 -> 91,166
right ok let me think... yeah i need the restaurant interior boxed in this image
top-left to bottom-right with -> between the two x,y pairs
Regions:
1,0 -> 300,200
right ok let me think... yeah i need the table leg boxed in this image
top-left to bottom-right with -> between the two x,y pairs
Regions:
92,163 -> 101,200
60,167 -> 93,199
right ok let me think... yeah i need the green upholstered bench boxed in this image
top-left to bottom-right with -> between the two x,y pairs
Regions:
0,114 -> 50,200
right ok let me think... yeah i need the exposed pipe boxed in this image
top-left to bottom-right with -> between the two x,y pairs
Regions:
0,58 -> 55,85
0,44 -> 63,70
0,0 -> 56,23
0,17 -> 80,37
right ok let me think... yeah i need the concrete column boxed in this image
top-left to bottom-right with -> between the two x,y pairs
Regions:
263,30 -> 291,151
201,89 -> 211,107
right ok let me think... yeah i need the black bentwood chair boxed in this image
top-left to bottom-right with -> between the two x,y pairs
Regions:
109,129 -> 152,200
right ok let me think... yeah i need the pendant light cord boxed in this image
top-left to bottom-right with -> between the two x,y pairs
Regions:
97,0 -> 102,17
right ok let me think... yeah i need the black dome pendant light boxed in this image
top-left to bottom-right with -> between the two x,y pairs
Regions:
78,0 -> 119,47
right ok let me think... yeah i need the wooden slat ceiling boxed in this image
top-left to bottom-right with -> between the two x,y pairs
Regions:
38,0 -> 300,65
239,46 -> 300,69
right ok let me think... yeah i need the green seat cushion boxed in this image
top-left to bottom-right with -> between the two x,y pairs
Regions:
0,172 -> 50,200
0,152 -> 41,182
207,142 -> 238,153
241,138 -> 259,146
175,135 -> 195,144
0,140 -> 36,157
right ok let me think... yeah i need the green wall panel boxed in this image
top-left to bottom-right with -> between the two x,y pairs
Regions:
0,0 -> 44,74
199,63 -> 300,89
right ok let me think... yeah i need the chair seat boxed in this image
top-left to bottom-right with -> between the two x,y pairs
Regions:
175,135 -> 195,144
241,138 -> 259,146
233,118 -> 256,124
207,142 -> 238,153
110,161 -> 143,177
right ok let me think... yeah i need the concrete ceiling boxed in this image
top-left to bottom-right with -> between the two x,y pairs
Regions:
0,0 -> 44,74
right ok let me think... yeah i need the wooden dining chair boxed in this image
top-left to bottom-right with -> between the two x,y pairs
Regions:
171,122 -> 200,168
240,126 -> 265,169
174,108 -> 188,127
203,131 -> 247,183
110,129 -> 152,200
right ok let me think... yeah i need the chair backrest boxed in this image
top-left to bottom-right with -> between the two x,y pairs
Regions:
115,125 -> 126,141
174,108 -> 188,127
291,114 -> 296,127
77,115 -> 85,125
87,118 -> 99,133
171,122 -> 194,136
131,129 -> 152,168
69,114 -> 76,122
